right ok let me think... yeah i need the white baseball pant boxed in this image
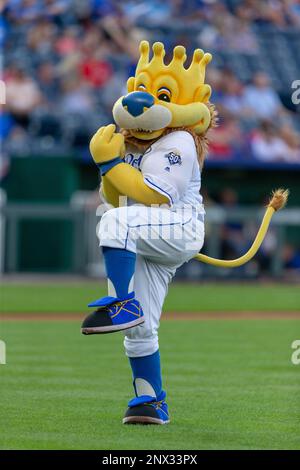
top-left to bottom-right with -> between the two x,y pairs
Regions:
98,205 -> 204,357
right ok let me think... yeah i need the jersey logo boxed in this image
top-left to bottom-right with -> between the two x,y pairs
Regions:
125,153 -> 143,170
164,151 -> 182,171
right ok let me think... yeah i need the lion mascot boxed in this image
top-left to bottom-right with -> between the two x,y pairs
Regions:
81,41 -> 288,425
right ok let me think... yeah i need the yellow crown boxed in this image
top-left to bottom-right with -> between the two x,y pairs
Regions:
135,41 -> 212,101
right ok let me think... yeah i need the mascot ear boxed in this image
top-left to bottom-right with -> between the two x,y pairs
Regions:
127,77 -> 135,93
194,84 -> 211,103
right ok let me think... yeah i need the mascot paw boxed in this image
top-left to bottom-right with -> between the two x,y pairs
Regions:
90,124 -> 125,164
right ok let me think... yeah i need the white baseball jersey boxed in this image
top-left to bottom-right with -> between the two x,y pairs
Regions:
98,130 -> 205,357
124,131 -> 205,219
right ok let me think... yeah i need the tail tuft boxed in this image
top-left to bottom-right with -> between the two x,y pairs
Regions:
268,188 -> 289,211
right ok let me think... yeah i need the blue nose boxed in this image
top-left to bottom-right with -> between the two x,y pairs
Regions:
122,92 -> 154,117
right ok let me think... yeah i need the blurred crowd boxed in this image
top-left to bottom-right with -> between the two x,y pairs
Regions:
1,0 -> 300,169
1,0 -> 299,278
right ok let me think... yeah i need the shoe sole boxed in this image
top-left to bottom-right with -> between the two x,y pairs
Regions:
123,416 -> 170,425
81,317 -> 145,335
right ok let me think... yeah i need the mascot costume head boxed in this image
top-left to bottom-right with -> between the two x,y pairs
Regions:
113,40 -> 217,166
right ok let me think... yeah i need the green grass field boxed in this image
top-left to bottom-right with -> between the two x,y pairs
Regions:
1,282 -> 300,312
0,282 -> 299,450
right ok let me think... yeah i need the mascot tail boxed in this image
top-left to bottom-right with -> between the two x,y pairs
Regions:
195,188 -> 289,268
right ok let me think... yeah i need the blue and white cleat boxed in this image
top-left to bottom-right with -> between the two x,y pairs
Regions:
81,292 -> 144,335
123,391 -> 170,425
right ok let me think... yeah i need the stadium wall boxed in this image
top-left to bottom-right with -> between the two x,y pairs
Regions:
1,155 -> 300,273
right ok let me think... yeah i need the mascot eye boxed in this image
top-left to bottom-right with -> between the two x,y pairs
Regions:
157,87 -> 171,102
158,93 -> 170,102
137,84 -> 146,91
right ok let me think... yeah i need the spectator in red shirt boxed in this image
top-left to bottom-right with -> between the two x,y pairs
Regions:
80,53 -> 113,88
